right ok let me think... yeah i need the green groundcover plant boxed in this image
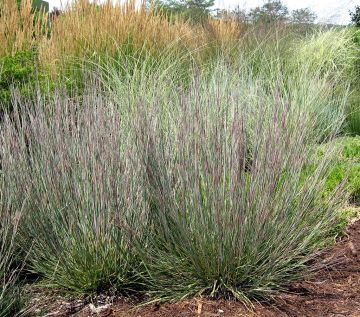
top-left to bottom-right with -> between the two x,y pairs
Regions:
324,137 -> 360,205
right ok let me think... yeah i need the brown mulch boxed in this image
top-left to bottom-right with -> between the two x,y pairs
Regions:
39,220 -> 360,317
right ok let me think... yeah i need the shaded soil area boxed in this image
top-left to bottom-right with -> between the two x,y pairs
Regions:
37,220 -> 360,317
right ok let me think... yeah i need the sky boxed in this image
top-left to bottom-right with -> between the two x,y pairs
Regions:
47,0 -> 360,25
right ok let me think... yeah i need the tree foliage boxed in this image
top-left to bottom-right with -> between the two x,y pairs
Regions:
152,0 -> 214,23
14,0 -> 49,12
248,0 -> 289,24
350,5 -> 360,27
215,5 -> 247,23
291,8 -> 317,24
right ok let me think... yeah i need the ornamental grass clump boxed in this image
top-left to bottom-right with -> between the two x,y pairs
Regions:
39,0 -> 244,75
0,86 -> 146,295
133,66 -> 347,302
100,35 -> 350,300
294,29 -> 357,79
0,0 -> 48,56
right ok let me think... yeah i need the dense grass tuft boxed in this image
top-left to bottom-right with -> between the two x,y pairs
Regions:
0,87 -> 146,295
129,62 -> 347,303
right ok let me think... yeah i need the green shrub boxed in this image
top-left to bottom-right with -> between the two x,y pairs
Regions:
0,51 -> 35,105
0,50 -> 52,113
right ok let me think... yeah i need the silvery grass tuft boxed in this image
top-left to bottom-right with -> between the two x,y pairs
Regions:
0,85 -> 147,295
0,177 -> 23,316
130,62 -> 348,303
294,29 -> 357,80
294,29 -> 359,137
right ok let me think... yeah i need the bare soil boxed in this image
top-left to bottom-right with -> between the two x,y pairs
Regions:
38,220 -> 360,317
